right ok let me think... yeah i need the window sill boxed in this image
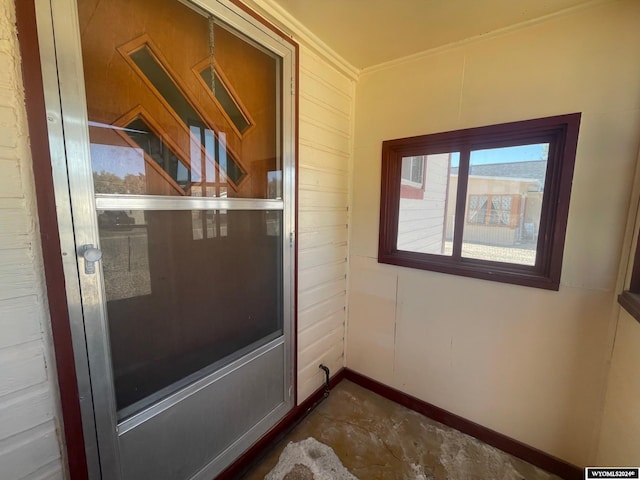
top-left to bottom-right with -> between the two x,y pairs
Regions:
618,291 -> 640,325
378,251 -> 560,290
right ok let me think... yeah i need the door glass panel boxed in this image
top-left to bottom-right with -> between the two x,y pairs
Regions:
199,67 -> 252,134
79,0 -> 281,198
122,118 -> 191,192
98,209 -> 283,419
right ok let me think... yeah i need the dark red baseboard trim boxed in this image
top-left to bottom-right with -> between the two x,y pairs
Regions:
343,369 -> 583,480
217,368 -> 346,479
218,367 -> 582,479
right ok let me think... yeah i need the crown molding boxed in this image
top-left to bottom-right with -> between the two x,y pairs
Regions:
242,0 -> 360,81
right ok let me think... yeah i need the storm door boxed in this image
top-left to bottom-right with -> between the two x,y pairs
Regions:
35,0 -> 296,478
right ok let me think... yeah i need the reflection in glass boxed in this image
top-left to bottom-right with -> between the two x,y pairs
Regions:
91,142 -> 147,195
461,143 -> 549,266
130,46 -> 201,128
200,68 -> 251,134
191,210 -> 228,240
401,156 -> 424,185
81,0 -> 282,199
397,152 -> 458,255
125,118 -> 190,190
99,210 -> 151,301
129,45 -> 246,186
98,209 -> 283,418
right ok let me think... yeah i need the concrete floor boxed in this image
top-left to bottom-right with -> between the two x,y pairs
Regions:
243,380 -> 563,480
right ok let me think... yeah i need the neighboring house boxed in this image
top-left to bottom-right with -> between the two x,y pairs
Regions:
455,174 -> 541,246
397,154 -> 449,254
449,160 -> 546,247
398,158 -> 545,254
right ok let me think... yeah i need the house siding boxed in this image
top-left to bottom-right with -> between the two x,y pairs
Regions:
397,154 -> 449,254
0,0 -> 65,479
297,46 -> 354,401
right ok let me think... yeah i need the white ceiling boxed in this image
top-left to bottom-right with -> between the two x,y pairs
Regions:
270,0 -> 599,69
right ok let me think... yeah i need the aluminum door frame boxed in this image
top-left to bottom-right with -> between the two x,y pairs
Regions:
34,0 -> 297,477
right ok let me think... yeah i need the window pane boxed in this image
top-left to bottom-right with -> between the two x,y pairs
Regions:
461,143 -> 549,266
98,209 -> 283,418
397,152 -> 458,255
200,68 -> 251,134
82,0 -> 281,199
124,118 -> 191,191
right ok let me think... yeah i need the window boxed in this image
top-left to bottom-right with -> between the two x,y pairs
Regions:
618,227 -> 640,323
379,114 -> 581,290
402,156 -> 425,185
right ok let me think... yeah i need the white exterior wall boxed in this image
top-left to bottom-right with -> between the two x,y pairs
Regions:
296,46 -> 355,401
0,0 -> 65,479
349,0 -> 640,467
244,0 -> 357,403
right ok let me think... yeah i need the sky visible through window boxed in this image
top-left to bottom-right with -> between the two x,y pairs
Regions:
92,143 -> 145,177
450,143 -> 548,168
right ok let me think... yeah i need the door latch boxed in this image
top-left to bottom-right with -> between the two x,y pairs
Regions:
80,244 -> 103,275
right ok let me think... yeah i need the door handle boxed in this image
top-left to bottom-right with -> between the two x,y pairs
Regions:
80,244 -> 103,275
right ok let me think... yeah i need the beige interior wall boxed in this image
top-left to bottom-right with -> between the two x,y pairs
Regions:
348,0 -> 640,467
597,309 -> 640,465
596,140 -> 640,465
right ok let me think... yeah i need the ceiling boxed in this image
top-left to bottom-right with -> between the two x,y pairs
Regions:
270,0 -> 600,69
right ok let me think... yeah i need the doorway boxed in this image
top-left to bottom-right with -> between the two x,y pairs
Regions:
34,0 -> 296,478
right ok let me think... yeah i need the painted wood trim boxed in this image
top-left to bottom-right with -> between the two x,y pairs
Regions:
343,369 -> 583,480
216,368 -> 582,480
240,0 -> 359,80
628,224 -> 640,293
294,38 -> 300,407
216,367 -> 345,479
618,291 -> 640,325
14,1 -> 89,478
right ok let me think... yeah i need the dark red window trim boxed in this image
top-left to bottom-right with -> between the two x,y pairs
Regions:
379,113 -> 581,290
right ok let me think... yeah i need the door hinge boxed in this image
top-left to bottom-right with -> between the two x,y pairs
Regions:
289,231 -> 295,247
290,78 -> 295,96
